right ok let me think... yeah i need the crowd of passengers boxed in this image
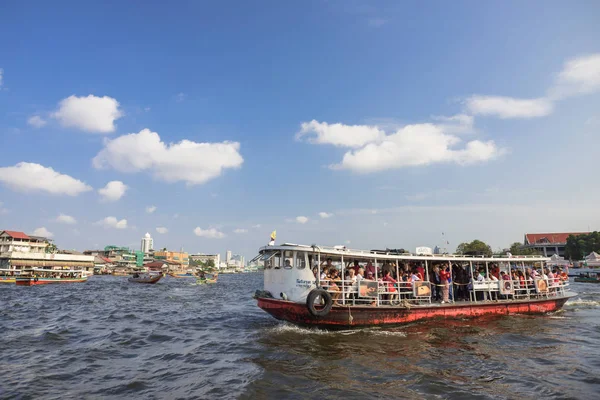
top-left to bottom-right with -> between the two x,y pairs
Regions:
312,258 -> 569,305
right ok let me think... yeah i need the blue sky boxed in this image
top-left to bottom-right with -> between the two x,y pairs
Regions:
1,1 -> 599,259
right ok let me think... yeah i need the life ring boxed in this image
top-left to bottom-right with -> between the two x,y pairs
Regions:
306,289 -> 333,317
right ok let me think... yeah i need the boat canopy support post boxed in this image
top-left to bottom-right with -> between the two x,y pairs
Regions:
317,251 -> 321,288
470,260 -> 476,303
375,257 -> 379,307
341,254 -> 345,305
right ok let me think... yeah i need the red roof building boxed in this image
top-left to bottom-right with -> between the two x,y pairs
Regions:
523,232 -> 589,257
1,230 -> 31,240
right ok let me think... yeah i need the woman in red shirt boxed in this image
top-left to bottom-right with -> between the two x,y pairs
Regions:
382,270 -> 397,304
439,266 -> 451,304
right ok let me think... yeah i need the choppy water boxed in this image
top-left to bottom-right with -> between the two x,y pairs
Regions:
1,274 -> 599,399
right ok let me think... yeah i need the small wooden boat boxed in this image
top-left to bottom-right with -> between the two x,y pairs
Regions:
128,273 -> 163,284
169,272 -> 195,278
574,272 -> 600,283
196,272 -> 218,284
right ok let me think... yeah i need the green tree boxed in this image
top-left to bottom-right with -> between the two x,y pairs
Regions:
565,232 -> 600,260
456,240 -> 493,256
508,242 -> 541,256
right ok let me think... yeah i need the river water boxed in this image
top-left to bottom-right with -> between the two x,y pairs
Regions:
1,273 -> 599,399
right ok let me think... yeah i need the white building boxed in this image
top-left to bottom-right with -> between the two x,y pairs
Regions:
0,230 -> 49,253
0,230 -> 94,273
226,250 -> 232,264
189,253 -> 221,269
141,233 -> 153,254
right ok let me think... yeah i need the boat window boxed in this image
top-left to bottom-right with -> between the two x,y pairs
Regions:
295,252 -> 307,269
269,252 -> 283,269
260,251 -> 277,262
283,250 -> 293,269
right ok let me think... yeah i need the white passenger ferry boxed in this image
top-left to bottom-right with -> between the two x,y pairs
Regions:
253,243 -> 576,329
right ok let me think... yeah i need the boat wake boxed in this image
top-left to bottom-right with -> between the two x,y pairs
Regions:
565,299 -> 600,307
269,323 -> 407,337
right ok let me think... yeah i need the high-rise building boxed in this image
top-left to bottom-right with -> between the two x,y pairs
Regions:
141,233 -> 153,254
226,250 -> 232,264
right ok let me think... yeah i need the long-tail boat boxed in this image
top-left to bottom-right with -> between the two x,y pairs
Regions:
15,268 -> 87,286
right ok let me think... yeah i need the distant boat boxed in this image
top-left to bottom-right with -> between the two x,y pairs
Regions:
128,272 -> 163,284
169,271 -> 196,278
15,268 -> 87,286
574,272 -> 600,283
196,272 -> 218,284
0,268 -> 18,284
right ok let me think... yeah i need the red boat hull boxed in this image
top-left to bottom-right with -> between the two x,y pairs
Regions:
257,295 -> 574,329
15,277 -> 87,286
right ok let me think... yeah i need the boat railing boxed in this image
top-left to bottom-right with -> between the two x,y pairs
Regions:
320,275 -> 571,307
321,278 -> 433,306
470,277 -> 569,302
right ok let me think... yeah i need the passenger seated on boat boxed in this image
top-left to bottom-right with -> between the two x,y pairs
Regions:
345,268 -> 358,300
559,269 -> 569,283
365,261 -> 376,278
326,268 -> 342,304
410,269 -> 421,282
356,267 -> 364,281
284,259 -> 292,269
312,267 -> 318,278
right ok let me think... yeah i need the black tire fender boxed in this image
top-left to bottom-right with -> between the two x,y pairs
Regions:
306,289 -> 333,317
33,277 -> 39,283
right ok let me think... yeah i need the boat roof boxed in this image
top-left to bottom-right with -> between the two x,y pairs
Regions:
257,243 -> 550,263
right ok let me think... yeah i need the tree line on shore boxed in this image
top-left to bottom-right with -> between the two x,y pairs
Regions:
455,232 -> 600,260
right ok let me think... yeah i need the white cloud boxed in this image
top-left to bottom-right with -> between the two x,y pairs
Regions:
465,96 -> 553,119
368,18 -> 388,27
32,227 -> 53,238
52,95 -> 123,133
296,216 -> 309,224
233,228 -> 248,234
252,224 -> 262,228
27,115 -> 47,128
56,214 -> 77,225
318,212 -> 333,219
431,114 -> 475,134
0,68 -> 3,87
466,53 -> 600,119
95,216 -> 128,229
0,162 -> 92,196
551,53 -> 600,98
194,227 -> 225,239
146,205 -> 157,214
296,120 -> 384,148
0,201 -> 8,214
324,122 -> 502,173
156,227 -> 168,234
176,93 -> 186,102
93,129 -> 244,185
98,180 -> 127,202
